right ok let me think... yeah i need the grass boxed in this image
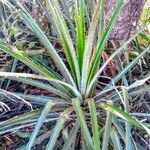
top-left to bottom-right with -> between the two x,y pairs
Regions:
0,0 -> 150,149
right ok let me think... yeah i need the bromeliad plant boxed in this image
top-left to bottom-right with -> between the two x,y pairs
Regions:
0,0 -> 150,149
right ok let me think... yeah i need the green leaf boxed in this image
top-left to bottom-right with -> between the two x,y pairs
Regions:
88,99 -> 101,149
102,102 -> 113,150
110,130 -> 123,150
72,98 -> 93,149
26,101 -> 57,150
46,0 -> 80,87
0,113 -> 58,136
98,0 -> 105,39
4,76 -> 70,99
86,27 -> 146,97
46,107 -> 73,150
97,103 -> 150,136
87,0 -> 124,85
0,41 -> 57,79
81,0 -> 101,94
59,0 -> 76,38
0,109 -> 41,128
95,46 -> 150,100
0,72 -> 82,99
18,9 -> 76,87
112,117 -> 125,141
75,0 -> 86,72
122,86 -> 131,150
112,47 -> 149,85
62,122 -> 80,150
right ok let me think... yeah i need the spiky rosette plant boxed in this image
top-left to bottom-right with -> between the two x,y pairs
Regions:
0,0 -> 149,149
